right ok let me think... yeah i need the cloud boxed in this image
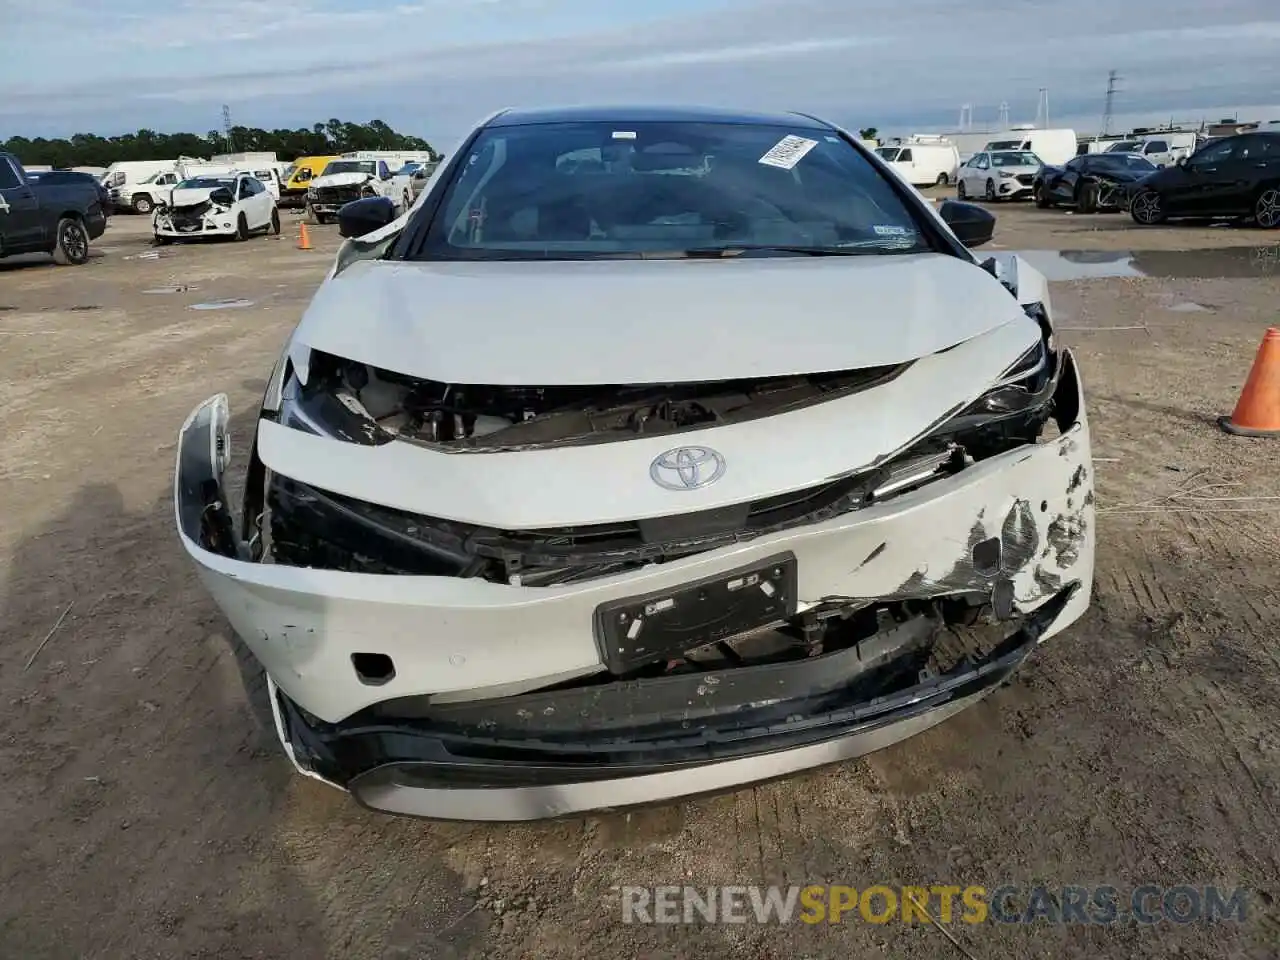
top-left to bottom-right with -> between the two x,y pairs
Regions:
2,0 -> 1278,141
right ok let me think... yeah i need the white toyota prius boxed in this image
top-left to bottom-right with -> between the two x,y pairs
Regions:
175,105 -> 1095,821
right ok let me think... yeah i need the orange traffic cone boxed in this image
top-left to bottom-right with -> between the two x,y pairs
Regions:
1220,328 -> 1280,437
297,223 -> 312,251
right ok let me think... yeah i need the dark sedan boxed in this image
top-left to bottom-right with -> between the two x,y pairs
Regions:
1034,153 -> 1157,213
1130,131 -> 1280,227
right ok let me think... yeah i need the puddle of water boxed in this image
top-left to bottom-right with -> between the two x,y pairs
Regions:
1167,301 -> 1212,313
190,298 -> 255,311
1011,246 -> 1280,281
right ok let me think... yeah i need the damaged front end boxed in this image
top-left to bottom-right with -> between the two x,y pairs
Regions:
175,305 -> 1095,820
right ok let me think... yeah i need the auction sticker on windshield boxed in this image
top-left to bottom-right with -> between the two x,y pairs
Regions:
759,135 -> 819,170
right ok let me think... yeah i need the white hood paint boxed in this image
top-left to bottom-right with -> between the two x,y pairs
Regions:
290,253 -> 1025,386
169,186 -> 231,208
262,314 -> 1041,529
310,171 -> 374,190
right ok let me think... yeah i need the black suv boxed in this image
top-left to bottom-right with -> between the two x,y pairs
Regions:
1130,131 -> 1280,227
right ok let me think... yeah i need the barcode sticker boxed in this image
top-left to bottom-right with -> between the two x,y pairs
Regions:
758,135 -> 819,170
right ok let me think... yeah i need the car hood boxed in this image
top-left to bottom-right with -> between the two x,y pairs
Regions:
289,253 -> 1027,386
994,164 -> 1042,176
311,171 -> 373,189
169,186 -> 227,207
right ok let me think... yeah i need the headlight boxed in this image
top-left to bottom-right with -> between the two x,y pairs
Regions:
999,170 -> 1016,178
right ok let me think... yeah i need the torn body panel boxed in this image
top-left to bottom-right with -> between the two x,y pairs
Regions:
176,349 -> 1094,739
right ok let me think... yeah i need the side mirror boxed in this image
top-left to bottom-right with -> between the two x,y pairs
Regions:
338,196 -> 396,238
938,199 -> 995,249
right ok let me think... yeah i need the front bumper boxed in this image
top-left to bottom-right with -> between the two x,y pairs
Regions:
997,177 -> 1035,199
176,353 -> 1095,819
154,214 -> 238,238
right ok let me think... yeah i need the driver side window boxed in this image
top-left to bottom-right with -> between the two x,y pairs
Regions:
1192,140 -> 1237,167
976,155 -> 989,170
898,148 -> 913,162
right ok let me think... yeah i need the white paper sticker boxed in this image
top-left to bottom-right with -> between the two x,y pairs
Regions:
873,225 -> 909,236
758,135 -> 819,170
611,130 -> 637,140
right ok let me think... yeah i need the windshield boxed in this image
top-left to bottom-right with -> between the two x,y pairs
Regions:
395,163 -> 422,176
875,147 -> 901,161
321,160 -> 376,176
1107,141 -> 1140,152
990,151 -> 1041,167
413,120 -> 933,260
177,177 -> 235,189
986,139 -> 1023,151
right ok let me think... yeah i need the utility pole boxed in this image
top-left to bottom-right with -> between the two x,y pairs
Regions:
998,101 -> 1010,128
959,103 -> 973,131
1101,70 -> 1121,136
222,104 -> 234,152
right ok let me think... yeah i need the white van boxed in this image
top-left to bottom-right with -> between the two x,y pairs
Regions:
983,129 -> 1078,166
100,160 -> 179,213
874,137 -> 960,186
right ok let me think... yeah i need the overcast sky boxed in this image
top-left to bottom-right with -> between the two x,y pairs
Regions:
2,0 -> 1278,146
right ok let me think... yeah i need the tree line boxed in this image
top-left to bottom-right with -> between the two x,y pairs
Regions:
2,118 -> 440,169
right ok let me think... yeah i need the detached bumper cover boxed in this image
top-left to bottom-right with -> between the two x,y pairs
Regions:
176,352 -> 1095,820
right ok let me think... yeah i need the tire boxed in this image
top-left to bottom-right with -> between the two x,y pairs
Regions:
304,203 -> 318,225
132,194 -> 153,215
235,214 -> 249,241
1078,182 -> 1099,214
153,234 -> 172,246
403,191 -> 413,211
1255,188 -> 1280,229
51,217 -> 90,265
985,179 -> 997,201
957,180 -> 967,200
317,213 -> 332,225
1130,188 -> 1166,225
1034,183 -> 1052,208
268,208 -> 281,236
935,172 -> 949,187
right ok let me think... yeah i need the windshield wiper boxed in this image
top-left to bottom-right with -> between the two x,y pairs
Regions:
681,244 -> 913,258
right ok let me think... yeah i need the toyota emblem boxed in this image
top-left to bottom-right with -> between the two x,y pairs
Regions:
650,446 -> 727,490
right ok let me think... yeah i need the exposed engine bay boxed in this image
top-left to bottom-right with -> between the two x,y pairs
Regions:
282,350 -> 909,450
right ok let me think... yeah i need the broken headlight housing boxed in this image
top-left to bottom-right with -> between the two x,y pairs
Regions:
930,304 -> 1059,454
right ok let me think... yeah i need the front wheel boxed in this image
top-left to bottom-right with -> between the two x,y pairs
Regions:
1255,188 -> 1280,229
235,214 -> 249,241
131,194 -> 153,215
985,179 -> 997,201
52,217 -> 90,265
268,208 -> 281,235
1130,188 -> 1166,225
1034,184 -> 1052,208
935,172 -> 949,187
957,180 -> 968,200
1078,182 -> 1099,214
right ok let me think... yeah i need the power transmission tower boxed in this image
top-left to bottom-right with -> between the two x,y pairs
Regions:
959,103 -> 973,131
222,104 -> 234,152
1035,88 -> 1049,128
1101,70 -> 1122,136
998,102 -> 1010,128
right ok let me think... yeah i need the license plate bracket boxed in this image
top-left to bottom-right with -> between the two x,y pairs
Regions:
593,553 -> 798,674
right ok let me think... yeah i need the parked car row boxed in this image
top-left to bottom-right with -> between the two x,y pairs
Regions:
955,130 -> 1280,230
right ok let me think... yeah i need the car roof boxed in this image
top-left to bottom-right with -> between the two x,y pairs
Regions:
486,104 -> 834,131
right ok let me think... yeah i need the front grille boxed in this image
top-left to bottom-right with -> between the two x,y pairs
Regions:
313,185 -> 364,204
1015,174 -> 1035,185
170,202 -> 210,229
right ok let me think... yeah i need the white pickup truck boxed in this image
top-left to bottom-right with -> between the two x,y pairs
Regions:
304,158 -> 399,224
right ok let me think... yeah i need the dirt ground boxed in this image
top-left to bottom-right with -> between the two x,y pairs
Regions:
2,195 -> 1280,960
